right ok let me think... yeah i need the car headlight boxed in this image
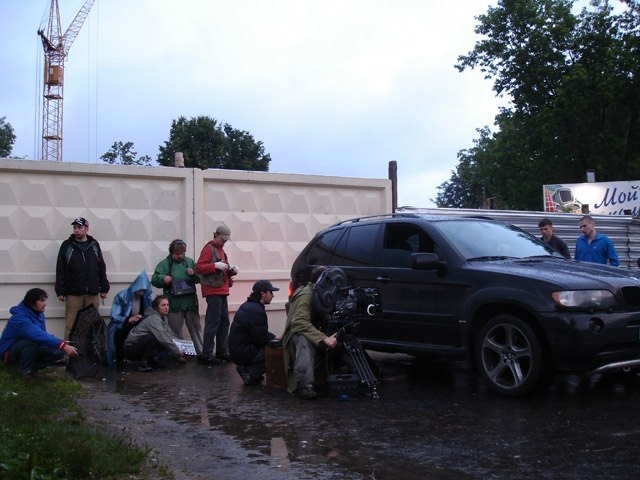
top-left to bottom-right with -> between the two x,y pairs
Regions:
552,290 -> 617,309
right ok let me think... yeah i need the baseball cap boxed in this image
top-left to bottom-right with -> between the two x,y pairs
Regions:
252,280 -> 280,293
215,224 -> 231,240
71,217 -> 88,226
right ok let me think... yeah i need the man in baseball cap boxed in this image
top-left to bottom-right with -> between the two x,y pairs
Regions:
55,216 -> 110,339
71,217 -> 88,227
215,224 -> 231,241
195,223 -> 238,365
228,280 -> 279,385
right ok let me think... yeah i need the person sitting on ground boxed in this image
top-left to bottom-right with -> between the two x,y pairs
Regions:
0,288 -> 78,377
124,295 -> 187,372
106,270 -> 153,368
282,266 -> 338,399
228,280 -> 278,386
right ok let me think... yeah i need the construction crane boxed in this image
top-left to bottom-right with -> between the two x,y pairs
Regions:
37,0 -> 96,162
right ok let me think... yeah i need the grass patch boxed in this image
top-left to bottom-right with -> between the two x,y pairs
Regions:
0,366 -> 166,479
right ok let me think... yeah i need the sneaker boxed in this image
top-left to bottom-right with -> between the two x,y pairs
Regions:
137,361 -> 154,372
197,355 -> 222,366
298,387 -> 318,400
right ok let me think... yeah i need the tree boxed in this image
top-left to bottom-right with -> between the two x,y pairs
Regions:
0,117 -> 16,157
437,0 -> 640,210
156,116 -> 271,171
100,141 -> 152,166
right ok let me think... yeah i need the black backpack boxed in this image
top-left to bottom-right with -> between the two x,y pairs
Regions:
67,304 -> 106,379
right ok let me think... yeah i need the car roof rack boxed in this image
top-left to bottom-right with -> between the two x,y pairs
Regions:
329,212 -> 419,229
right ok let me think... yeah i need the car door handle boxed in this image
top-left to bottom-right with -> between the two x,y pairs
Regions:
376,276 -> 390,283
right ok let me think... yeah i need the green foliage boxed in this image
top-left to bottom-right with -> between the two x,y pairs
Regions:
437,0 -> 640,210
157,115 -> 271,171
0,116 -> 16,158
100,141 -> 152,166
0,367 -> 151,479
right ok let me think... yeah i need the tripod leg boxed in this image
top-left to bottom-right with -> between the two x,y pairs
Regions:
343,342 -> 379,398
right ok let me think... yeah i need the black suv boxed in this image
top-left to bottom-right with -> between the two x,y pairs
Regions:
290,213 -> 640,396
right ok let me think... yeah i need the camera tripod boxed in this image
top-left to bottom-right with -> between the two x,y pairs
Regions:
328,321 -> 380,399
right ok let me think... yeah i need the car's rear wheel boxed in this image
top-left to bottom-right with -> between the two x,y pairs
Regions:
475,315 -> 545,397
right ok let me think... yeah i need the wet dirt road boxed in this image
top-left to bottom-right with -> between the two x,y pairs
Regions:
78,353 -> 640,479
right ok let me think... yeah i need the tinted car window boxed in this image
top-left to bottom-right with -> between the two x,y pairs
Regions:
304,228 -> 343,265
331,224 -> 379,266
382,223 -> 436,267
432,219 -> 558,259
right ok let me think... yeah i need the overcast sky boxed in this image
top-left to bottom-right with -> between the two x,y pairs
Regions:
1,0 -> 502,207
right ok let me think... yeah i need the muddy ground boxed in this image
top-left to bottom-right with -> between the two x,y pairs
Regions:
77,353 -> 640,479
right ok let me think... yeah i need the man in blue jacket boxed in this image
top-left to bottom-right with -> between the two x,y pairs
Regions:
575,215 -> 620,266
0,288 -> 78,377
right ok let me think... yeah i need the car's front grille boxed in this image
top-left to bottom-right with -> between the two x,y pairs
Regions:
621,286 -> 640,307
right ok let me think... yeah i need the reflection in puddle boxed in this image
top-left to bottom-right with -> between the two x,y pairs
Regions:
270,436 -> 290,470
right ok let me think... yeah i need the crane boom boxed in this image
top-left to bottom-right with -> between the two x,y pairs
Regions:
62,0 -> 96,55
38,0 -> 96,162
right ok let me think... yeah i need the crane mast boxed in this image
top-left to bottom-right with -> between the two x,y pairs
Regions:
38,0 -> 96,162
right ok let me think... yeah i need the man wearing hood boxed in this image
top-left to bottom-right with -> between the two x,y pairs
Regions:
0,288 -> 78,377
106,271 -> 153,368
55,217 -> 110,340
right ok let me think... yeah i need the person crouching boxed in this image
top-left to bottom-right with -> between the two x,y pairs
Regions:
228,280 -> 278,385
0,288 -> 78,377
124,295 -> 187,372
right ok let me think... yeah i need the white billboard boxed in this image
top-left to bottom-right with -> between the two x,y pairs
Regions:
543,181 -> 640,215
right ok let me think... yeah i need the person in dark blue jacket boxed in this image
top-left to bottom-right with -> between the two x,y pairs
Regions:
0,288 -> 78,377
228,280 -> 278,385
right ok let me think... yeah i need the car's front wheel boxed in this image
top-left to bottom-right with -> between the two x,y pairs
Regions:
475,315 -> 546,397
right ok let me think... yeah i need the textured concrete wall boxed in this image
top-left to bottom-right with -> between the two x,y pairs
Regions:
0,159 -> 391,337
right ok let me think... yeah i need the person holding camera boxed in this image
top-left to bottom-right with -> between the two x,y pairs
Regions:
282,266 -> 338,399
151,239 -> 202,356
195,224 -> 238,366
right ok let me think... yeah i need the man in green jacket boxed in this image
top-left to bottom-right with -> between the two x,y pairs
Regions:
282,266 -> 337,399
151,239 -> 202,356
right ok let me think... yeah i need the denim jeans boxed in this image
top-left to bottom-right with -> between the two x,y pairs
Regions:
6,338 -> 65,375
202,295 -> 229,357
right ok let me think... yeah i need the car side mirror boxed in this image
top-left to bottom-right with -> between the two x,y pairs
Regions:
411,252 -> 441,270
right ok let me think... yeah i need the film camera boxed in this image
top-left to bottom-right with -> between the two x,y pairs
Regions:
311,267 -> 381,398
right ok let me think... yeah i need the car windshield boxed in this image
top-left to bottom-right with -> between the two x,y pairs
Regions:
431,219 -> 560,261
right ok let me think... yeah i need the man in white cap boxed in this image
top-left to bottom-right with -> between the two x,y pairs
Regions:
195,224 -> 238,365
228,280 -> 278,385
55,217 -> 110,340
